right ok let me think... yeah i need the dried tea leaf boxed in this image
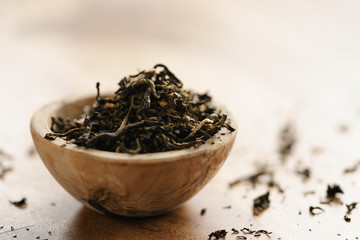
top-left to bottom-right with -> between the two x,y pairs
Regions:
229,170 -> 269,188
200,208 -> 206,216
278,122 -> 296,161
208,230 -> 227,239
9,198 -> 27,208
296,168 -> 311,179
45,64 -> 235,154
236,236 -> 247,240
253,192 -> 270,216
309,206 -> 324,215
240,228 -> 272,238
326,184 -> 344,199
346,202 -> 358,214
344,161 -> 360,174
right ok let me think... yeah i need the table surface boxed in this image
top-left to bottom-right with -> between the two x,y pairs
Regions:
1,1 -> 360,239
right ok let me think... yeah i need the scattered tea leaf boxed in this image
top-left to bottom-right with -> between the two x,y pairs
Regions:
296,168 -> 311,179
309,206 -> 324,215
240,228 -> 272,238
253,192 -> 270,216
236,236 -> 247,240
344,215 -> 351,222
278,122 -> 296,161
343,161 -> 360,174
200,208 -> 206,216
326,184 -> 344,199
254,229 -> 272,238
9,198 -> 26,208
208,229 -> 227,239
229,169 -> 269,188
267,175 -> 285,193
240,228 -> 255,234
346,202 -> 358,214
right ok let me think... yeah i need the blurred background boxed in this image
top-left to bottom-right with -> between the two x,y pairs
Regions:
2,0 -> 360,152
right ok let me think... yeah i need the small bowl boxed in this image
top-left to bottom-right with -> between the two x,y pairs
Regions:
30,95 -> 237,217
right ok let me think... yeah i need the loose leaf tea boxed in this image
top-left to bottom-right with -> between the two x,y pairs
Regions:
236,236 -> 247,240
267,174 -> 284,194
346,202 -> 358,214
343,161 -> 360,174
240,228 -> 256,234
208,229 -> 227,239
200,208 -> 207,216
309,206 -> 324,215
326,184 -> 344,199
45,64 -> 235,153
9,198 -> 26,208
253,192 -> 270,216
240,228 -> 272,238
229,169 -> 269,188
296,168 -> 311,179
278,122 -> 296,161
254,229 -> 272,238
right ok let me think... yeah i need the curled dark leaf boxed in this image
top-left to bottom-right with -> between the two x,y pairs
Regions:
344,215 -> 351,222
10,198 -> 27,208
208,229 -> 227,239
326,184 -> 344,199
278,122 -> 296,162
45,65 -> 235,153
253,192 -> 270,216
200,208 -> 206,216
309,206 -> 324,215
346,202 -> 358,214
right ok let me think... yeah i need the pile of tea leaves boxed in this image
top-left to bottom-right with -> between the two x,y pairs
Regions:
45,64 -> 235,153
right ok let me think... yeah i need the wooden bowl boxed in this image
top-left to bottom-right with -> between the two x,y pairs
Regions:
30,95 -> 237,217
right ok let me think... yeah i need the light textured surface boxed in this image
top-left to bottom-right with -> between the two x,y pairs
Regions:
1,0 -> 360,239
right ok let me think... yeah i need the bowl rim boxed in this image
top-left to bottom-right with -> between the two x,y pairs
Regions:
30,94 -> 237,164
